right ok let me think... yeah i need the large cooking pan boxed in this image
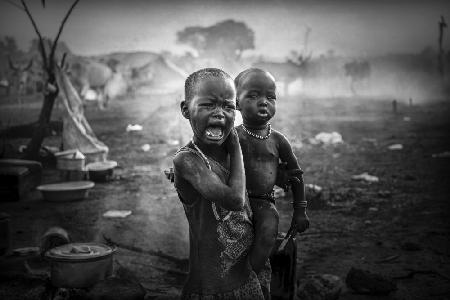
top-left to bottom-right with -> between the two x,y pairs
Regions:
45,242 -> 116,288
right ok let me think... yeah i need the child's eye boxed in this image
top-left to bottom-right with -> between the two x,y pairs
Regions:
268,95 -> 277,101
200,103 -> 213,108
248,94 -> 258,99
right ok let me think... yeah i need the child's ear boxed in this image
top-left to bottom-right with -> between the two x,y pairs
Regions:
180,101 -> 190,119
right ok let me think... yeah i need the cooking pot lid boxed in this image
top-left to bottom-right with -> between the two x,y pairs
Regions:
46,242 -> 114,260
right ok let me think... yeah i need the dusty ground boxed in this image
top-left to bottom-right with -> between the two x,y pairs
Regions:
0,92 -> 449,299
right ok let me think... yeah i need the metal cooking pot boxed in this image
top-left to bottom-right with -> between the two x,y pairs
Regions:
45,242 -> 116,288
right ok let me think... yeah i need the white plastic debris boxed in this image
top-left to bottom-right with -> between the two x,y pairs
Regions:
305,184 -> 323,193
273,186 -> 286,199
141,144 -> 151,152
432,151 -> 450,158
103,210 -> 132,218
166,139 -> 180,146
388,144 -> 403,150
368,207 -> 379,212
351,172 -> 379,183
126,124 -> 143,132
312,132 -> 343,145
403,117 -> 411,122
84,89 -> 98,101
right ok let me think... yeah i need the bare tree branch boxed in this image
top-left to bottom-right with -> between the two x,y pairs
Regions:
20,0 -> 48,69
49,0 -> 80,69
60,52 -> 68,69
3,0 -> 24,11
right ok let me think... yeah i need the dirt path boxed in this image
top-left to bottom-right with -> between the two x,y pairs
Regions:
1,95 -> 449,299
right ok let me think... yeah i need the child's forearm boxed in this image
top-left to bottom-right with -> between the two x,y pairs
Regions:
227,145 -> 246,210
291,175 -> 307,212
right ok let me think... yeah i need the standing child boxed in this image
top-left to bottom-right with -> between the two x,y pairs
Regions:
235,68 -> 310,297
173,68 -> 264,299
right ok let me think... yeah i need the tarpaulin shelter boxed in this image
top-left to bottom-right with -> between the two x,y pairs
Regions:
55,66 -> 108,163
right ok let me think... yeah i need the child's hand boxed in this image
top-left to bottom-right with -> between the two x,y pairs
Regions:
289,210 -> 310,235
225,128 -> 240,152
276,162 -> 304,191
164,167 -> 174,183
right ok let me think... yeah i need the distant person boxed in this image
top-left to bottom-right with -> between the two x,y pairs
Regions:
172,68 -> 265,299
234,68 -> 310,298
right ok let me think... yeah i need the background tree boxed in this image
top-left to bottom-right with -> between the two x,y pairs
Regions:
344,60 -> 371,96
176,19 -> 254,64
5,0 -> 80,160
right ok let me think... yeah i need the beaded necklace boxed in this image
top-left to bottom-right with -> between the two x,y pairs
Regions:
191,139 -> 232,221
241,123 -> 272,140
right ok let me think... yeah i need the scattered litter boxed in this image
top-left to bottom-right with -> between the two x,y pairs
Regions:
368,207 -> 379,212
432,151 -> 450,158
310,132 -> 343,145
126,124 -> 143,132
84,89 -> 98,101
166,139 -> 180,146
352,172 -> 379,183
273,186 -> 286,199
141,144 -> 151,152
103,210 -> 132,218
305,184 -> 323,193
13,247 -> 40,256
388,144 -> 403,150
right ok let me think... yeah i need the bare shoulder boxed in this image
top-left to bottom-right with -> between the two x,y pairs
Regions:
173,148 -> 204,177
271,128 -> 292,148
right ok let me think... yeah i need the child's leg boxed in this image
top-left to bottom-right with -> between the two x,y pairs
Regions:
249,198 -> 279,273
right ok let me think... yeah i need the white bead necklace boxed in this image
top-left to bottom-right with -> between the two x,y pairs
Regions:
191,139 -> 231,221
241,123 -> 272,140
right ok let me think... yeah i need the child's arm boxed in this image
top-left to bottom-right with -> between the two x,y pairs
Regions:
277,132 -> 310,235
173,129 -> 246,211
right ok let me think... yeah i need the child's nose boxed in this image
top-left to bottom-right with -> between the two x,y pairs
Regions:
259,98 -> 268,106
212,107 -> 225,119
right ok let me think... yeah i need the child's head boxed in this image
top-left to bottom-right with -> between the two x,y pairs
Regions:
181,68 -> 236,146
235,68 -> 277,127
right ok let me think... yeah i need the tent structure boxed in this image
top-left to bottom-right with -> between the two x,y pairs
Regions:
55,66 -> 108,163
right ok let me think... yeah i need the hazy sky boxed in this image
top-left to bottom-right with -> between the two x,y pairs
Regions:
1,0 -> 449,59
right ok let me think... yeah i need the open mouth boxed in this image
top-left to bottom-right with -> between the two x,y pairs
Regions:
205,126 -> 224,140
257,110 -> 269,118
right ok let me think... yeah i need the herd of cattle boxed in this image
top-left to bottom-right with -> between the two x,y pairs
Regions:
0,51 -> 188,107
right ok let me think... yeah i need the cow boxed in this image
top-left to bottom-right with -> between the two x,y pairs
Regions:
67,58 -> 126,109
253,55 -> 310,96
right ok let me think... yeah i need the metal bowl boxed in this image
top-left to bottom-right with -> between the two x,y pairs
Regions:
86,161 -> 117,182
37,181 -> 94,202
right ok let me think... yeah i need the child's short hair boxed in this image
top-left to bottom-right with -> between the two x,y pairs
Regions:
185,68 -> 233,103
234,68 -> 275,91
